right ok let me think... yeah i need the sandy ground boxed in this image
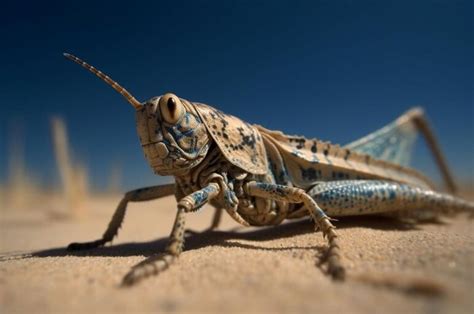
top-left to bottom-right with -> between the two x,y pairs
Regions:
1,195 -> 473,314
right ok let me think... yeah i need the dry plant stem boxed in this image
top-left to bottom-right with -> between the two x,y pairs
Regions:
51,117 -> 88,218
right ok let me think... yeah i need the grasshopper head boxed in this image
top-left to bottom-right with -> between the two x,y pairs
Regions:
63,54 -> 211,176
136,93 -> 211,176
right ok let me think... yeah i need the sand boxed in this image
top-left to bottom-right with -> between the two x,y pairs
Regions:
1,195 -> 473,314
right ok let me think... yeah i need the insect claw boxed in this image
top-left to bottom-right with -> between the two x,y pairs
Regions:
329,264 -> 346,281
121,273 -> 136,287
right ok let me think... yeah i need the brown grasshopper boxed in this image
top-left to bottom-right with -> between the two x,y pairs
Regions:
63,53 -> 473,286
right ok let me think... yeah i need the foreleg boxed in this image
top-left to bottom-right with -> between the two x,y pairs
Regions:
122,183 -> 220,285
67,183 -> 175,251
244,181 -> 345,280
186,206 -> 224,235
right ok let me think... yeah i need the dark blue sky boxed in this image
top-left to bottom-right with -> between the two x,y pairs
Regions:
1,0 -> 472,190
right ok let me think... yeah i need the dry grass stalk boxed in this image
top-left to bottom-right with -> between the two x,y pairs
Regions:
51,117 -> 89,218
3,125 -> 40,211
107,163 -> 122,195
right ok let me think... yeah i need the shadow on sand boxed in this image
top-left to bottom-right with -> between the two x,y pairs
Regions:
2,215 -> 432,261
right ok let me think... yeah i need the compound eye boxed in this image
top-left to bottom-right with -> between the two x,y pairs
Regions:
159,93 -> 185,124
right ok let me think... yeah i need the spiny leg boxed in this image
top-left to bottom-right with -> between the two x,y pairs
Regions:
122,207 -> 185,286
67,183 -> 175,251
408,108 -> 457,194
121,182 -> 221,286
347,108 -> 457,194
244,181 -> 345,280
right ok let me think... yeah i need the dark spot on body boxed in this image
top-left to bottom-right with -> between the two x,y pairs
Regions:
389,190 -> 396,200
289,137 -> 306,149
344,150 -> 351,160
301,167 -> 321,181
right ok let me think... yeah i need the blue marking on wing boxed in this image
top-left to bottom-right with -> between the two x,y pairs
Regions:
345,119 -> 418,167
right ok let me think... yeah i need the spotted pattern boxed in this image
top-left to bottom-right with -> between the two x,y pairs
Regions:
305,180 -> 472,217
135,99 -> 210,176
255,125 -> 433,190
193,103 -> 267,175
190,185 -> 218,211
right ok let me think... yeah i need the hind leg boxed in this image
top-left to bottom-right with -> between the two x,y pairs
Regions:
244,181 -> 345,280
289,180 -> 473,220
309,180 -> 472,217
346,108 -> 457,194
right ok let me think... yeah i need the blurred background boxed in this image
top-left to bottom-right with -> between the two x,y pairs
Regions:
1,0 -> 472,216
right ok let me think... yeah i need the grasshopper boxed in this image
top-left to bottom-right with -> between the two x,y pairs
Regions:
63,53 -> 473,286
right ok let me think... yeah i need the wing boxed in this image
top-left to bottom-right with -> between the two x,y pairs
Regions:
345,110 -> 419,167
256,125 -> 433,190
